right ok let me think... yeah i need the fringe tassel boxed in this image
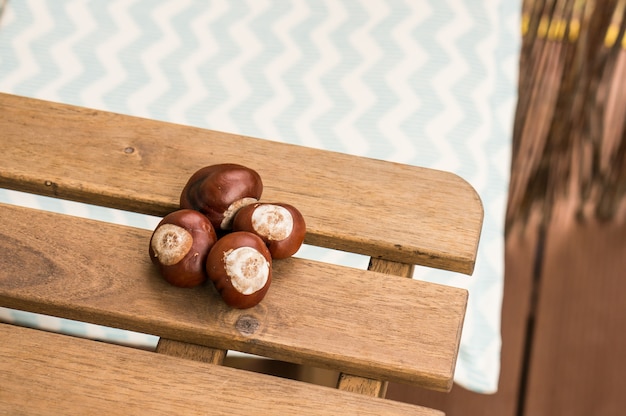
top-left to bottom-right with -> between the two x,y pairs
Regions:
508,0 -> 626,230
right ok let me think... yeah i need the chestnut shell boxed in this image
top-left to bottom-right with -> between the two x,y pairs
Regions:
206,231 -> 272,309
179,163 -> 263,230
232,202 -> 306,259
149,209 -> 218,288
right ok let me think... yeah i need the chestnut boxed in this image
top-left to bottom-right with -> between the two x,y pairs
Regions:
232,202 -> 306,259
149,209 -> 218,288
180,163 -> 263,231
206,231 -> 272,309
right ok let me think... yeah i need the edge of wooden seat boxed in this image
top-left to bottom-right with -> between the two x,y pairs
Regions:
0,93 -> 483,275
0,93 -> 477,411
0,202 -> 467,392
0,323 -> 443,416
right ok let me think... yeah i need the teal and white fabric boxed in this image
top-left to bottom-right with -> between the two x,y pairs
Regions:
0,0 -> 520,393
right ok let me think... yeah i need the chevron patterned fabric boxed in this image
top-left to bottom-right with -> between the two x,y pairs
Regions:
0,0 -> 520,393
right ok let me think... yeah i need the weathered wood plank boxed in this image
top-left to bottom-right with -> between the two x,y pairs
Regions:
0,93 -> 482,274
0,323 -> 442,416
336,258 -> 415,397
337,373 -> 389,398
0,202 -> 467,391
155,338 -> 226,365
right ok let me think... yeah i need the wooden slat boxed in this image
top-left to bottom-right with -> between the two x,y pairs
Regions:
0,203 -> 467,391
0,324 -> 442,416
155,338 -> 226,365
337,373 -> 389,398
336,258 -> 415,397
0,93 -> 482,274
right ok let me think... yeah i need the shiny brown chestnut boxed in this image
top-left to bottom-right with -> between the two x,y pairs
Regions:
206,231 -> 272,309
180,163 -> 263,232
232,202 -> 306,259
149,209 -> 218,288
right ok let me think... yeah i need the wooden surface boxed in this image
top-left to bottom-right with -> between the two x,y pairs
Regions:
0,323 -> 442,416
336,258 -> 414,398
0,92 -> 482,274
0,202 -> 467,391
155,338 -> 226,365
0,92 -> 481,413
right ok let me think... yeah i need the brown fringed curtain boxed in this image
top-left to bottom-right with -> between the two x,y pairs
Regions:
508,0 -> 626,414
509,0 -> 626,227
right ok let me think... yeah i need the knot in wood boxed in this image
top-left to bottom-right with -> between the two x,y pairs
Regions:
44,180 -> 59,195
235,315 -> 260,336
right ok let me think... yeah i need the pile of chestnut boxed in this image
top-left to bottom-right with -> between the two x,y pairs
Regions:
149,163 -> 306,309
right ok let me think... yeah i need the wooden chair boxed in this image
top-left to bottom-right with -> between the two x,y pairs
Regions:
0,93 -> 483,415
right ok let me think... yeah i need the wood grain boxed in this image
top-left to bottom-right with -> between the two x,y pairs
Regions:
0,323 -> 442,416
336,258 -> 415,397
0,202 -> 467,391
0,93 -> 483,274
337,373 -> 389,397
155,338 -> 226,364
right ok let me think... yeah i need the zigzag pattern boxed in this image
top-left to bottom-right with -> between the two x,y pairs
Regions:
0,0 -> 521,394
